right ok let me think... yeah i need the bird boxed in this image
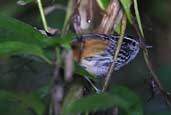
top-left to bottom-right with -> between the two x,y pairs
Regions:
71,33 -> 140,78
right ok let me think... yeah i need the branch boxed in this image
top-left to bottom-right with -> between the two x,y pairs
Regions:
102,13 -> 127,92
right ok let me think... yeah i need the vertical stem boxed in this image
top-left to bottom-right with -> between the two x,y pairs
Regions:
37,0 -> 49,32
102,14 -> 127,92
132,0 -> 171,106
133,0 -> 144,37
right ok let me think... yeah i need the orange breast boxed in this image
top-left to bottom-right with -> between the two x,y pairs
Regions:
72,39 -> 110,61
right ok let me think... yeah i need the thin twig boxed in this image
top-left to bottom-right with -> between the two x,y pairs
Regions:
102,13 -> 127,92
44,4 -> 66,15
132,4 -> 171,106
62,0 -> 81,35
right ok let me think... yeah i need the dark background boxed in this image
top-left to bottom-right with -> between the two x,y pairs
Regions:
0,0 -> 171,115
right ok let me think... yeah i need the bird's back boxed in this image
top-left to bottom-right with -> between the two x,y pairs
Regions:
71,34 -> 140,77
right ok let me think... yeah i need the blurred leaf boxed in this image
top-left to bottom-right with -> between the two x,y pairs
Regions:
109,86 -> 143,115
0,13 -> 77,48
96,0 -> 110,10
0,13 -> 47,47
0,3 -> 22,16
120,0 -> 133,24
133,0 -> 144,37
115,21 -> 121,34
62,86 -> 143,115
0,90 -> 45,115
19,92 -> 45,115
35,80 -> 53,98
0,41 -> 51,64
73,62 -> 96,81
62,84 -> 83,112
0,101 -> 31,115
0,13 -> 94,79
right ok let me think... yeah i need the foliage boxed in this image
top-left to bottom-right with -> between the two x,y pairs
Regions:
0,0 -> 171,115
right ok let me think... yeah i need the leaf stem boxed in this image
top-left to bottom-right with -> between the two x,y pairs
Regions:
133,0 -> 144,37
37,0 -> 49,32
102,14 -> 127,92
133,0 -> 171,106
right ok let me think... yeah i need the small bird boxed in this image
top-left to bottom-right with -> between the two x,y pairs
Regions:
71,33 -> 140,78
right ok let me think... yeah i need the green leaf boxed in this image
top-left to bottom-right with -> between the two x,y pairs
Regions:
0,13 -> 77,48
0,41 -> 51,64
109,86 -> 143,115
62,93 -> 114,115
0,13 -> 47,47
120,0 -> 133,24
62,86 -> 143,115
62,84 -> 83,112
115,21 -> 121,34
96,0 -> 110,10
133,0 -> 144,37
74,62 -> 96,81
0,101 -> 31,115
0,90 -> 45,115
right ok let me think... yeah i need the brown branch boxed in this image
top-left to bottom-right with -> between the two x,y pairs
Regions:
64,50 -> 74,81
132,17 -> 171,106
50,48 -> 64,115
95,0 -> 122,34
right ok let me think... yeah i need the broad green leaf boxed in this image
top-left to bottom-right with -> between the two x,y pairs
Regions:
96,0 -> 110,10
62,93 -> 116,115
0,101 -> 31,115
19,93 -> 45,115
62,86 -> 143,115
35,80 -> 53,98
109,86 -> 143,115
0,13 -> 47,47
120,0 -> 133,24
0,90 -> 45,115
0,13 -> 94,79
133,0 -> 144,37
0,41 -> 51,64
0,13 -> 76,48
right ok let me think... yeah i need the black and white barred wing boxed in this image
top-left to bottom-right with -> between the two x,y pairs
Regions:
107,35 -> 140,70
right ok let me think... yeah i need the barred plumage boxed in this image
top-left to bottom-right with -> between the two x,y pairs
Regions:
71,34 -> 140,77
